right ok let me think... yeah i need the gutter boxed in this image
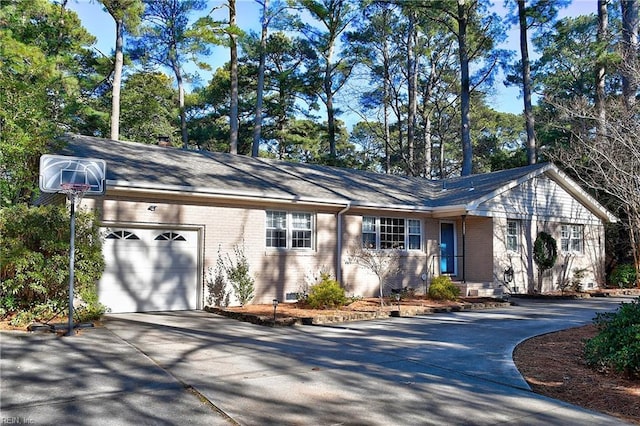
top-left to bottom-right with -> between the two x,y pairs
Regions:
336,202 -> 352,284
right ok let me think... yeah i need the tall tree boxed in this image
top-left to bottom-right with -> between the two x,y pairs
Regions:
100,0 -> 144,141
427,0 -> 507,176
129,0 -> 209,148
290,0 -> 357,162
0,0 -> 96,205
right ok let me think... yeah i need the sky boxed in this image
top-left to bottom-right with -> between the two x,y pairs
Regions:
67,0 -> 600,117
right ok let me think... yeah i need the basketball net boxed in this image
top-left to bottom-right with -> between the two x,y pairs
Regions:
60,183 -> 90,207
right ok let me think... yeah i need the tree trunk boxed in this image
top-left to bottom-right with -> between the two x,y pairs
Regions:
518,0 -> 536,165
174,61 -> 188,149
407,9 -> 417,176
596,0 -> 608,139
458,0 -> 472,176
251,0 -> 269,157
621,0 -> 639,110
229,0 -> 239,154
110,17 -> 124,141
325,59 -> 337,161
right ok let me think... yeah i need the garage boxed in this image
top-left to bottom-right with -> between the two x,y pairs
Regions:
99,227 -> 200,313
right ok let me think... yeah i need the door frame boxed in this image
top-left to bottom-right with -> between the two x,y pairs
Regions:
439,220 -> 457,276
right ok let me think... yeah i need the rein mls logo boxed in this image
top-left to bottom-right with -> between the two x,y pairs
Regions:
2,418 -> 34,424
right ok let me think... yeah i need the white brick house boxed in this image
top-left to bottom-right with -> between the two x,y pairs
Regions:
57,134 -> 616,312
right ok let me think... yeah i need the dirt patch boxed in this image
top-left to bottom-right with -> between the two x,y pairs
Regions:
513,324 -> 640,425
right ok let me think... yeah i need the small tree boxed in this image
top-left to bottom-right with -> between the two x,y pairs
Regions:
206,245 -> 230,307
347,243 -> 401,307
224,242 -> 254,306
533,231 -> 557,293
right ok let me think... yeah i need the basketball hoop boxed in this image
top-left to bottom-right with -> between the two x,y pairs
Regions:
60,183 -> 91,206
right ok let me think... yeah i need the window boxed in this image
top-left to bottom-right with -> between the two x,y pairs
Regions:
266,211 -> 313,249
291,212 -> 312,248
408,219 -> 421,250
380,217 -> 405,249
155,232 -> 186,241
106,230 -> 140,240
561,224 -> 583,253
362,216 -> 422,251
506,220 -> 520,252
362,217 -> 376,249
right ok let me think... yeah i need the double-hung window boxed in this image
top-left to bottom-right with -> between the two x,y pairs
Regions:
506,220 -> 520,252
561,224 -> 583,253
266,211 -> 313,249
362,216 -> 422,251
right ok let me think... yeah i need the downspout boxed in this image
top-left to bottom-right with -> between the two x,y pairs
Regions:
336,202 -> 352,283
461,214 -> 467,283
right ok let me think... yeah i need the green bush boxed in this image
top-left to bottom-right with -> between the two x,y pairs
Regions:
584,297 -> 640,379
307,273 -> 347,309
0,204 -> 105,324
609,264 -> 637,288
428,275 -> 460,301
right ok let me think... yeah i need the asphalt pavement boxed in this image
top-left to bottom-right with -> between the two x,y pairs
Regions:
1,296 -> 635,425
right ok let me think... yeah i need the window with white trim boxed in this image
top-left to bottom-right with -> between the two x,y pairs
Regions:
362,216 -> 422,251
506,220 -> 520,252
561,224 -> 583,253
106,230 -> 140,240
155,232 -> 186,241
266,211 -> 313,249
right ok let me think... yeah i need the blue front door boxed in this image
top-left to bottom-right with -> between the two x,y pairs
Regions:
440,222 -> 456,274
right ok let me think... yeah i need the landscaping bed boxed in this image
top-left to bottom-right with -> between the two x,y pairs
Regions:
205,296 -> 511,326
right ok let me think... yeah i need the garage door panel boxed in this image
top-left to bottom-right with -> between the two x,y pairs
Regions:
99,228 -> 198,313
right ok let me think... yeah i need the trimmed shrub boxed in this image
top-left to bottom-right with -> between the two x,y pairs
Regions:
609,264 -> 637,288
428,275 -> 460,301
306,273 -> 347,309
584,297 -> 640,379
0,204 -> 105,324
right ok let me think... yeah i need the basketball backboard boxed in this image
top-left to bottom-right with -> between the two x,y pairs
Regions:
40,154 -> 107,195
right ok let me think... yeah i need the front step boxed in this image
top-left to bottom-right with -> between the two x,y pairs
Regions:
453,281 -> 504,298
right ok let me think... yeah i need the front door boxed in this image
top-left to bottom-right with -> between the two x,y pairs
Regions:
440,222 -> 456,274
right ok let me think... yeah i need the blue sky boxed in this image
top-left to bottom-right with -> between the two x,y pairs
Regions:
68,0 -> 598,116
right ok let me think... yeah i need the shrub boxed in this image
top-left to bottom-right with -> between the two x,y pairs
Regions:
0,204 -> 105,323
609,264 -> 637,288
224,243 -> 254,306
206,246 -> 230,307
428,276 -> 460,301
584,297 -> 640,379
306,273 -> 347,309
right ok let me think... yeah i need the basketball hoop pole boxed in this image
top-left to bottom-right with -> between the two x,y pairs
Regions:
61,184 -> 89,336
67,195 -> 77,336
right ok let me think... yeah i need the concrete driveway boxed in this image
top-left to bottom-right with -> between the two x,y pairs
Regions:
1,296 -> 634,425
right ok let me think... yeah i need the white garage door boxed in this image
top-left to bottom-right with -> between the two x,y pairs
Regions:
99,228 -> 199,313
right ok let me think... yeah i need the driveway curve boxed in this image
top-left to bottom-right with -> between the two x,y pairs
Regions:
102,296 -> 634,425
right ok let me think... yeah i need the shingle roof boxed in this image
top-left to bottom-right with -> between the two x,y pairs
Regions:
61,134 -> 607,219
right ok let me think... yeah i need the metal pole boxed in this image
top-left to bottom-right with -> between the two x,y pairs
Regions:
67,197 -> 76,336
461,215 -> 466,283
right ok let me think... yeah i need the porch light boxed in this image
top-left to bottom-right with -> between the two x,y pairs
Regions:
504,267 -> 514,284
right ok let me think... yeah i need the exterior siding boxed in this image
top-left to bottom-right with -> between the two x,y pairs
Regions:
476,176 -> 602,224
484,175 -> 607,293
